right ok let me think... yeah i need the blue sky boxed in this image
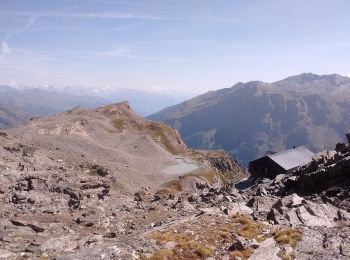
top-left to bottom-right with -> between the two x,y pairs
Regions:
1,0 -> 350,94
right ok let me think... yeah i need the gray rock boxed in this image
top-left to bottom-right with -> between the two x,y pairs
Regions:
341,240 -> 350,256
249,238 -> 280,260
0,249 -> 15,259
291,193 -> 304,207
255,187 -> 268,196
25,244 -> 42,255
296,203 -> 335,227
247,196 -> 277,215
267,208 -> 289,225
227,202 -> 253,216
228,236 -> 259,252
41,236 -> 78,253
11,192 -> 27,204
273,174 -> 286,185
286,210 -> 303,226
228,237 -> 245,251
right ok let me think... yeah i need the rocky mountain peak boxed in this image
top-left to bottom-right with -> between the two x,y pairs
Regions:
274,72 -> 350,89
97,100 -> 131,112
95,101 -> 137,118
281,72 -> 321,82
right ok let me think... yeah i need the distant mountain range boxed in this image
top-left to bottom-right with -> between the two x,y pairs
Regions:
0,85 -> 191,129
54,86 -> 192,117
149,73 -> 350,165
0,85 -> 108,116
0,103 -> 30,129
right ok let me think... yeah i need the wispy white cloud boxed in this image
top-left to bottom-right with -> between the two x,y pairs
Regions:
89,24 -> 136,40
0,42 -> 13,62
4,14 -> 43,42
0,25 -> 87,32
0,9 -> 241,24
0,10 -> 170,21
57,11 -> 166,20
89,0 -> 193,10
1,13 -> 43,61
91,47 -> 130,57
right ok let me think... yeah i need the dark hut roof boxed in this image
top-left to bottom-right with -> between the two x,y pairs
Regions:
267,147 -> 314,171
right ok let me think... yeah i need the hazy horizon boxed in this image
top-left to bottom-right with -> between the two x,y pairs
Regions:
1,0 -> 350,94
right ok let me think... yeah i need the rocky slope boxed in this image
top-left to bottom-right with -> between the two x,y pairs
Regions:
0,102 -> 350,259
135,132 -> 350,259
1,101 -> 350,259
149,73 -> 350,165
0,127 -> 350,259
0,102 -> 247,259
4,101 -> 244,193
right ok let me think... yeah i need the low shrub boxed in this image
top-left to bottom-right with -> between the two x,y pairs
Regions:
274,228 -> 302,246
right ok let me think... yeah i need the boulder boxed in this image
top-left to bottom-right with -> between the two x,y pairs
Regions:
249,238 -> 280,260
295,203 -> 335,227
247,196 -> 276,214
226,202 -> 253,216
291,194 -> 304,207
277,194 -> 304,208
267,208 -> 289,225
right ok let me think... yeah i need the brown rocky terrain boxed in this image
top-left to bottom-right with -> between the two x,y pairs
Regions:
0,102 -> 349,259
0,102 -> 245,259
